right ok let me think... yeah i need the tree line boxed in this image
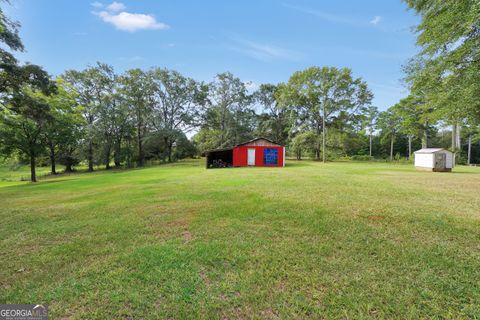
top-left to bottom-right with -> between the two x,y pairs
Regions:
1,0 -> 479,182
397,0 -> 480,165
0,61 -> 371,180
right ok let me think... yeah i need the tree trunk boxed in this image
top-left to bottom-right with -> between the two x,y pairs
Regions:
164,137 -> 173,163
390,135 -> 394,161
105,145 -> 112,170
127,138 -> 133,168
220,107 -> 226,147
114,157 -> 121,167
137,119 -> 144,167
322,105 -> 326,163
49,146 -> 57,175
451,123 -> 458,166
220,127 -> 225,146
456,123 -> 461,150
369,134 -> 372,157
451,123 -> 457,151
30,151 -> 37,182
422,124 -> 428,148
168,143 -> 173,163
407,135 -> 412,160
114,139 -> 122,167
275,119 -> 282,145
467,135 -> 472,165
65,163 -> 73,173
88,139 -> 94,172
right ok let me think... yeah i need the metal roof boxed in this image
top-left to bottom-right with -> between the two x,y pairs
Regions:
414,148 -> 451,154
236,137 -> 282,147
204,137 -> 283,154
204,147 -> 233,154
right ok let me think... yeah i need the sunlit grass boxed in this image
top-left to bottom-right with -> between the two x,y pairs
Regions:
1,159 -> 479,319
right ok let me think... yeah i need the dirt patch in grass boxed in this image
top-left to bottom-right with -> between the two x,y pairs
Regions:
261,308 -> 280,319
182,230 -> 192,243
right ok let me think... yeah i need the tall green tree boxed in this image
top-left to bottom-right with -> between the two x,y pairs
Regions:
149,68 -> 207,162
201,72 -> 253,149
40,80 -> 84,174
279,66 -> 373,162
463,117 -> 480,165
0,1 -> 56,181
378,108 -> 401,161
63,69 -> 95,171
253,84 -> 290,145
362,105 -> 378,157
0,0 -> 52,106
89,63 -> 129,169
63,63 -> 115,171
0,87 -> 54,182
290,131 -> 318,160
392,95 -> 433,157
404,0 -> 480,155
120,69 -> 154,167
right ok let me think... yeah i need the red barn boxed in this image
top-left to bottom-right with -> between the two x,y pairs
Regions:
206,138 -> 285,168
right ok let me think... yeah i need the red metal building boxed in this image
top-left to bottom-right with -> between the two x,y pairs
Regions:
206,138 -> 285,168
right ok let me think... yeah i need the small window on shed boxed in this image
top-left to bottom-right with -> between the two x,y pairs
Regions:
263,148 -> 278,165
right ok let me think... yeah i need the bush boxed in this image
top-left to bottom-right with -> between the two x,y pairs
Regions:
8,159 -> 22,171
455,152 -> 467,165
351,155 -> 374,161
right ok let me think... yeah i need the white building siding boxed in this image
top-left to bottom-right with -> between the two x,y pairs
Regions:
442,151 -> 454,168
414,148 -> 453,171
415,153 -> 434,168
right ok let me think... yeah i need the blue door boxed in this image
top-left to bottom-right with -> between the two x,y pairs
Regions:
263,148 -> 278,165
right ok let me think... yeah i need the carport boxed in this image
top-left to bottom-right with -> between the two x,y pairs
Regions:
205,147 -> 233,168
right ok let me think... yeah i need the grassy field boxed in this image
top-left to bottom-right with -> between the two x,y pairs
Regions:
0,163 -> 51,184
1,160 -> 479,319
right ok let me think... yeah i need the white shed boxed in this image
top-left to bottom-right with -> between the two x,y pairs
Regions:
414,148 -> 454,172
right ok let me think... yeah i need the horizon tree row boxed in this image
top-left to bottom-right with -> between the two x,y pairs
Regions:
2,61 -> 480,183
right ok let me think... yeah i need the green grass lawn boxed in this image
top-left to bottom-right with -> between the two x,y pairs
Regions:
0,164 -> 51,184
1,160 -> 480,319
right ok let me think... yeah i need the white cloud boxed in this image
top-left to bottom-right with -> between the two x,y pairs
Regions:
106,1 -> 126,12
285,3 -> 384,28
91,2 -> 103,8
284,4 -> 357,25
370,16 -> 382,25
231,38 -> 301,62
92,3 -> 170,32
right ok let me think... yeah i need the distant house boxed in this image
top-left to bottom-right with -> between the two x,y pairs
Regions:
205,138 -> 285,168
414,148 -> 454,172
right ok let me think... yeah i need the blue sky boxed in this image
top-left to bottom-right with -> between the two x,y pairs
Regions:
6,0 -> 419,110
